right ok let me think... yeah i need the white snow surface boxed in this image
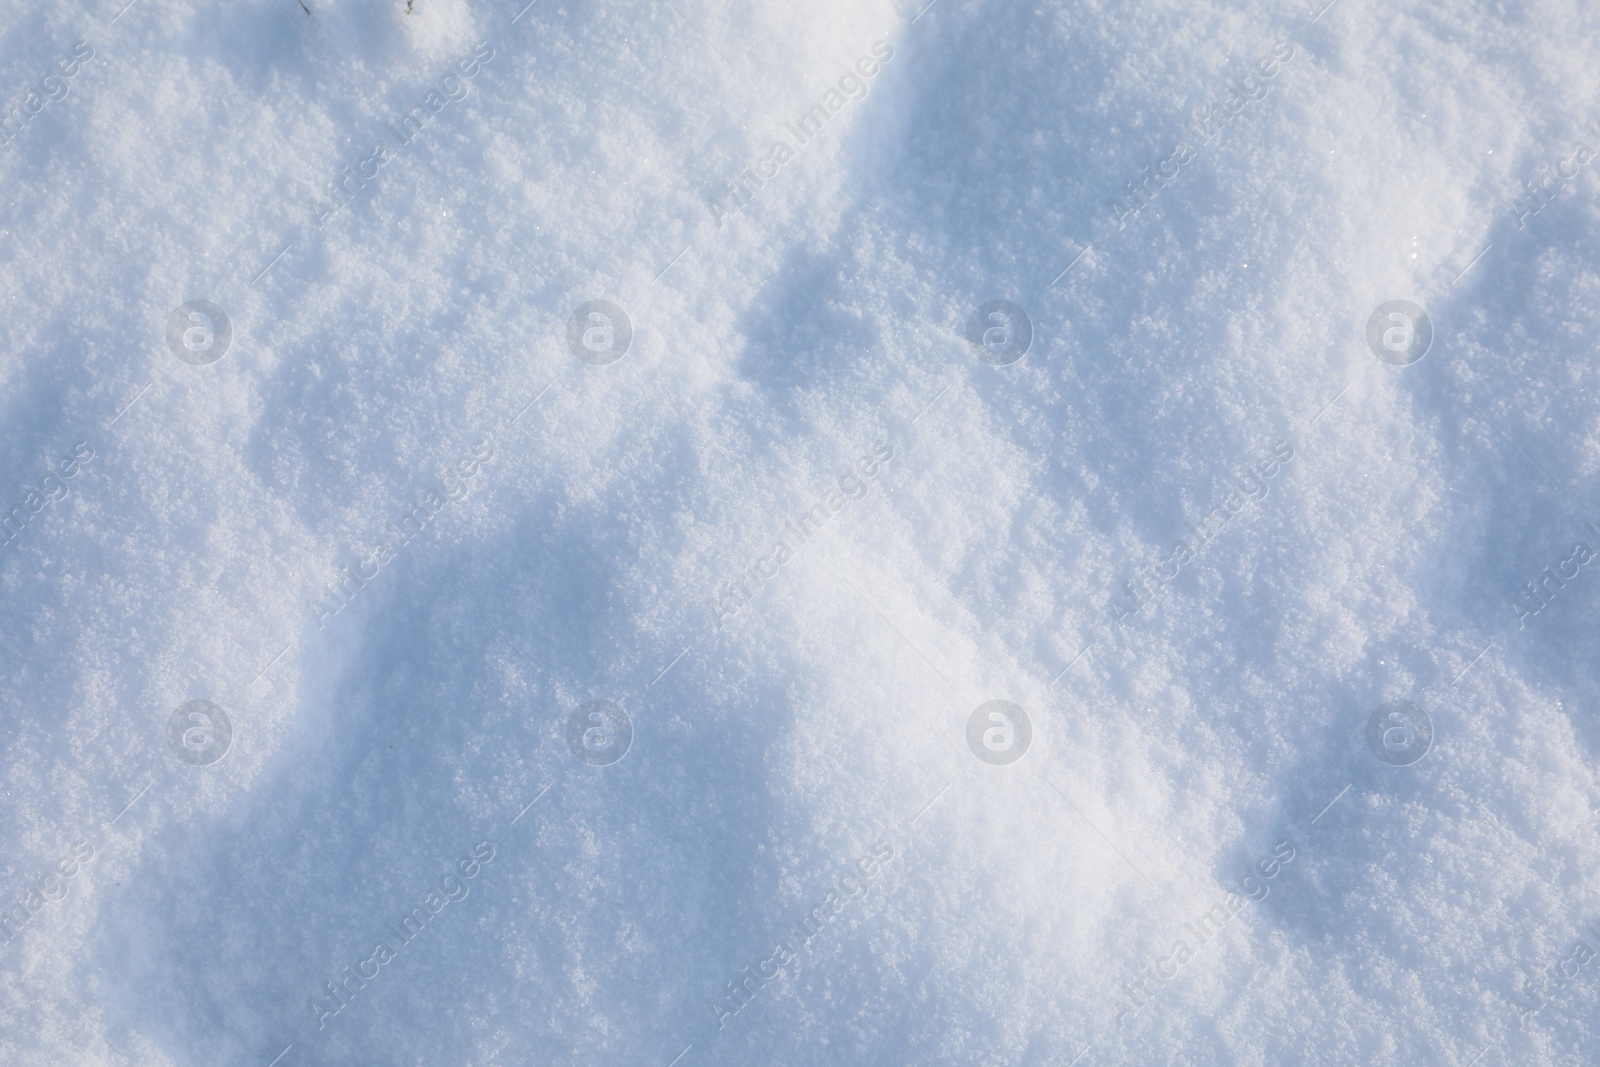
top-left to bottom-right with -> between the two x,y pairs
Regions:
1,0 -> 1599,1063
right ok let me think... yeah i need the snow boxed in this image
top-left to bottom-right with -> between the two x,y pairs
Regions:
1,0 -> 1598,1063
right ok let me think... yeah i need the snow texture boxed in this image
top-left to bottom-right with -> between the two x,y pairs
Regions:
1,0 -> 1598,1063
